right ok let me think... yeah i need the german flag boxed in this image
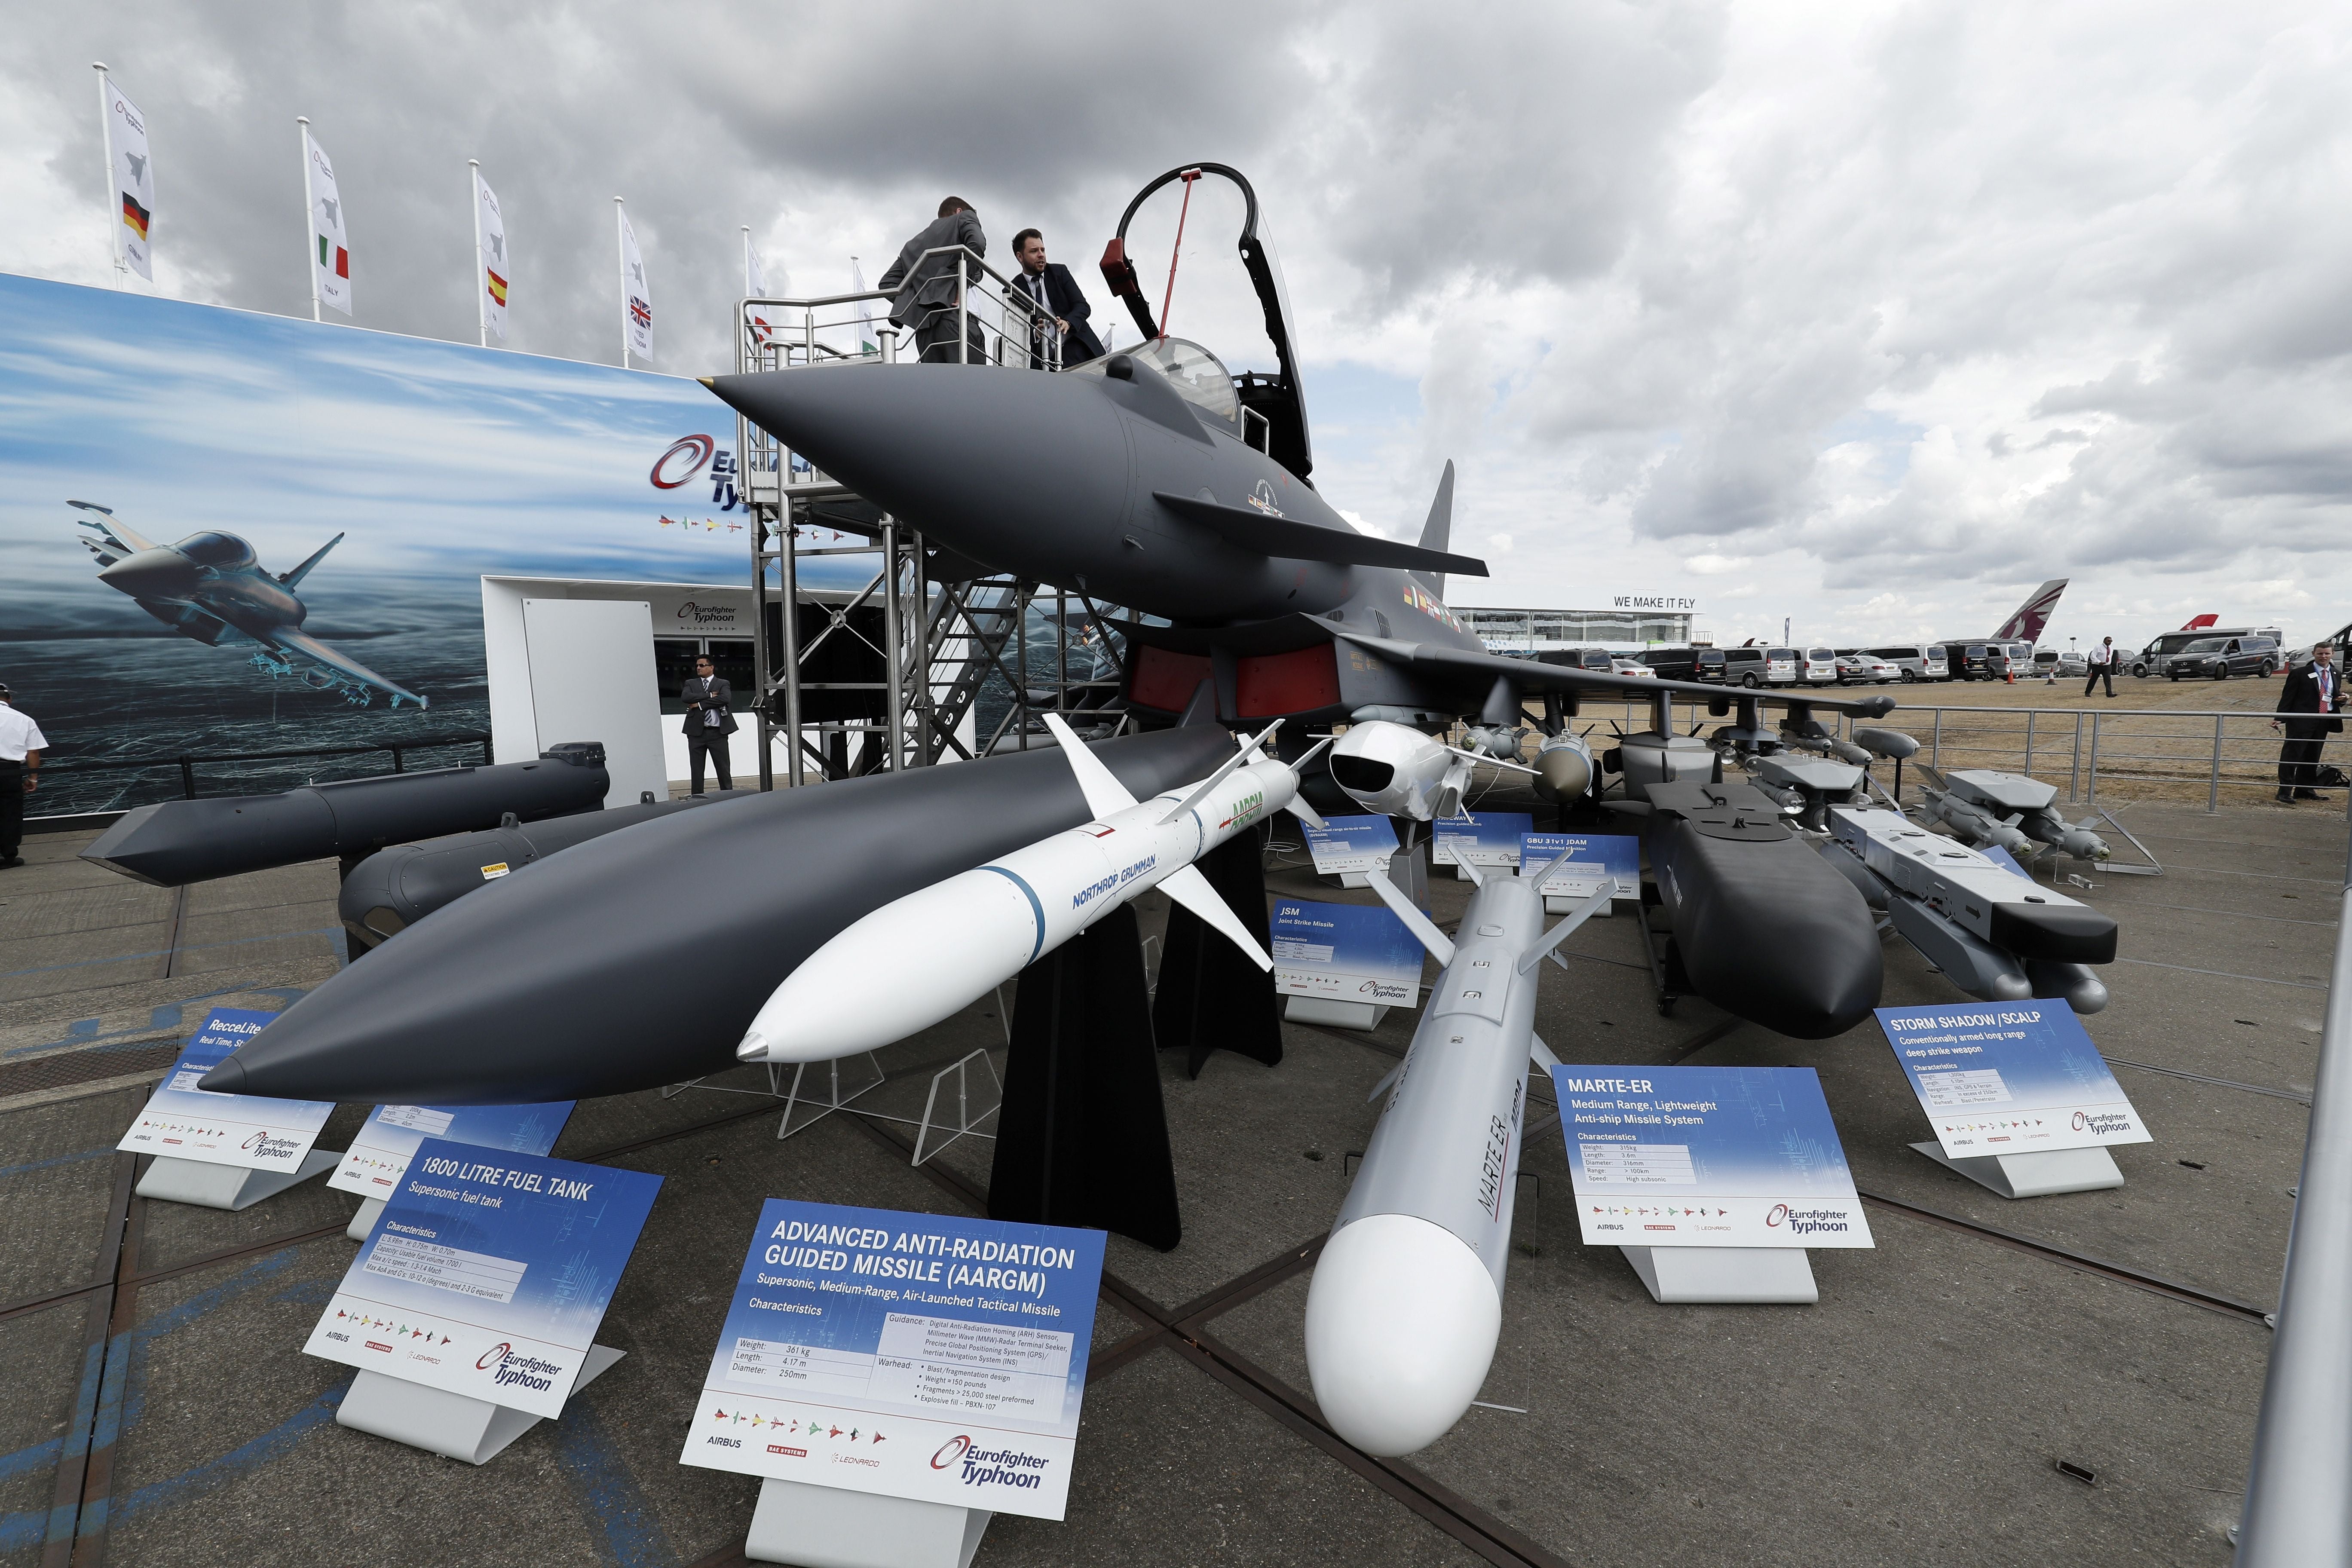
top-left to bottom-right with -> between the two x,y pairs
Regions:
485,269 -> 508,307
121,192 -> 150,242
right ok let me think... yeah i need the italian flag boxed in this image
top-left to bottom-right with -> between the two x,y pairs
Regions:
318,234 -> 349,278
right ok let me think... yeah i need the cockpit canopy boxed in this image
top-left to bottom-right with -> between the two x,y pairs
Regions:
175,532 -> 257,570
1066,337 -> 1240,428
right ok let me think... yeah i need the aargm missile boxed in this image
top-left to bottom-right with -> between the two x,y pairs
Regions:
1306,847 -> 1608,1457
736,716 -> 1324,1064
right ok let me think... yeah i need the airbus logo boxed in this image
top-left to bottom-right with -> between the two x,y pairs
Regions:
652,435 -> 718,489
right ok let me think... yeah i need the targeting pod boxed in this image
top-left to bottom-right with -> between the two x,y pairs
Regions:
1329,721 -> 1472,821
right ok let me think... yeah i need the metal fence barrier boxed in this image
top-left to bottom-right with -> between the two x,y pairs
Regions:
28,732 -> 496,821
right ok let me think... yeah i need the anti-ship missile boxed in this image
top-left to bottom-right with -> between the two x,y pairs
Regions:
83,744 -> 610,887
737,716 -> 1323,1064
200,723 -> 1237,1104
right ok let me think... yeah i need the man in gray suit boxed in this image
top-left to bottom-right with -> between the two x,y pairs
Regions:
681,655 -> 738,794
879,197 -> 988,363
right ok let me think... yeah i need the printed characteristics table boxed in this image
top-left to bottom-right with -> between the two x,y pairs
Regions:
728,1312 -> 1073,1424
1577,1142 -> 1697,1186
362,1232 -> 528,1305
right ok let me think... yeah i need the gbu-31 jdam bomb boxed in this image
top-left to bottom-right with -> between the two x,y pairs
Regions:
201,724 -> 1237,1104
737,717 -> 1325,1065
1823,807 -> 2114,1013
83,744 -> 610,887
1924,769 -> 2111,865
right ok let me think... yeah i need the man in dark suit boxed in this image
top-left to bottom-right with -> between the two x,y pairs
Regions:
1008,229 -> 1105,368
2273,641 -> 2344,803
879,198 -> 988,364
682,655 -> 738,795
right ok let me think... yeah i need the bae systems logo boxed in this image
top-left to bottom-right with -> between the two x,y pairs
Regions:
651,434 -> 718,489
932,1436 -> 972,1470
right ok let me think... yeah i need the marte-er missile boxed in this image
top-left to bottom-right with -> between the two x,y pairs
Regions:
1306,850 -> 1608,1457
737,717 -> 1322,1064
83,744 -> 610,887
200,724 -> 1237,1104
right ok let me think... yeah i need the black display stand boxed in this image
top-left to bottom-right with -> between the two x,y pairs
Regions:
989,904 -> 1182,1252
1152,829 -> 1282,1078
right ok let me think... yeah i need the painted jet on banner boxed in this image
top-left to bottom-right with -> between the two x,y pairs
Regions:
71,500 -> 424,707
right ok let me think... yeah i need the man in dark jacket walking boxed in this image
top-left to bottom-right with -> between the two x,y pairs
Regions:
879,198 -> 988,364
2273,642 -> 2344,803
1007,228 -> 1105,368
682,655 -> 738,795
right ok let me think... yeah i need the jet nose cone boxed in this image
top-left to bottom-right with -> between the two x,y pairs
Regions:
97,551 -> 194,596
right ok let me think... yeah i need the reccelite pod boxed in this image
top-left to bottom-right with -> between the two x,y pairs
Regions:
735,716 -> 1321,1065
1305,870 -> 1553,1458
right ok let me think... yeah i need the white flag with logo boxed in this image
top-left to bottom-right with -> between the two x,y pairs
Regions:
851,256 -> 878,356
619,211 -> 652,360
476,170 -> 508,340
107,81 -> 155,281
305,129 -> 351,315
745,238 -> 772,346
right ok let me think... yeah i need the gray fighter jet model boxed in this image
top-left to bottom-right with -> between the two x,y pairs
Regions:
71,500 -> 423,707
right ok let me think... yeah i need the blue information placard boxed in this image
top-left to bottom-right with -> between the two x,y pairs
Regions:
303,1139 -> 662,1418
679,1199 -> 1106,1521
116,1008 -> 334,1172
1270,899 -> 1426,1006
1874,1002 -> 2151,1158
1553,1065 -> 1873,1249
1300,814 -> 1400,876
328,1101 -> 577,1200
1520,832 -> 1639,898
1432,811 -> 1534,869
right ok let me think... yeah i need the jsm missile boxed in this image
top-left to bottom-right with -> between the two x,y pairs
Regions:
1823,806 -> 2114,1013
83,743 -> 609,887
737,717 -> 1323,1064
199,724 -> 1237,1104
1925,769 -> 2111,864
1305,848 -> 1608,1457
340,789 -> 749,952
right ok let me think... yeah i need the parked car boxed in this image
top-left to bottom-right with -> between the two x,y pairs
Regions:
1691,648 -> 1727,683
2029,649 -> 2061,680
1800,646 -> 1840,685
1720,647 -> 1798,687
2055,649 -> 2089,677
1832,649 -> 1899,684
1948,643 -> 2011,681
1867,643 -> 1949,682
2168,635 -> 2280,681
1537,647 -> 1616,674
2131,626 -> 2282,678
1635,646 -> 1703,682
1611,657 -> 1658,679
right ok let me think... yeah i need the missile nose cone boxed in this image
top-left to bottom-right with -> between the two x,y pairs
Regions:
1989,900 -> 2117,964
1305,1214 -> 1501,1458
736,1031 -> 769,1064
197,1056 -> 248,1094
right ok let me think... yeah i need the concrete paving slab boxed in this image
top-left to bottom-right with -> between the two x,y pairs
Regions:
0,1299 -> 95,1567
0,882 -> 173,943
0,1084 -> 139,1306
131,1103 -> 375,1277
181,861 -> 340,919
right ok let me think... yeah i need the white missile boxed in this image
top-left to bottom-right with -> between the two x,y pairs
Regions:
735,716 -> 1326,1064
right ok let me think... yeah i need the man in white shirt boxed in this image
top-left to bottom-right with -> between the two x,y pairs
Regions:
680,655 -> 736,795
2082,636 -> 2116,698
2274,642 -> 2345,803
0,682 -> 47,869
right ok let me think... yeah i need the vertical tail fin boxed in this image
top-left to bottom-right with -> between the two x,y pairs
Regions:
1991,579 -> 2066,643
1412,460 -> 1455,600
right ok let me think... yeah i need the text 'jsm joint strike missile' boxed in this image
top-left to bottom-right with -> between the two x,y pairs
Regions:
735,715 -> 1329,1065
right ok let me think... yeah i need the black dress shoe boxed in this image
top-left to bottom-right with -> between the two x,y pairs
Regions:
0,854 -> 21,869
2277,790 -> 2297,804
2297,788 -> 2328,800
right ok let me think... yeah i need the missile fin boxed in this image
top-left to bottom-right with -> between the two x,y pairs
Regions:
1158,719 -> 1283,825
1159,864 -> 1272,971
1529,1032 -> 1562,1070
1364,867 -> 1455,964
1518,887 -> 1613,975
1282,797 -> 1327,829
1042,713 -> 1141,818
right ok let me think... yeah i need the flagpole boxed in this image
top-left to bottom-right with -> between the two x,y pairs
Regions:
614,196 -> 628,370
297,116 -> 319,323
93,64 -> 119,287
470,160 -> 487,348
742,226 -> 753,297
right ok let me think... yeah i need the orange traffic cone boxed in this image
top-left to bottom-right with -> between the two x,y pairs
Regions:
2006,665 -> 2015,685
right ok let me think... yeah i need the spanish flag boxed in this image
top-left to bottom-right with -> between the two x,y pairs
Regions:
121,192 -> 151,243
486,268 -> 508,308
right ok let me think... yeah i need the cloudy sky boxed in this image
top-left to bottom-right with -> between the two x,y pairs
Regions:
4,1 -> 2347,652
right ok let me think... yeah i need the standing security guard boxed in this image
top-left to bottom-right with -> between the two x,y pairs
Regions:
681,655 -> 737,795
0,681 -> 48,869
2274,642 -> 2345,804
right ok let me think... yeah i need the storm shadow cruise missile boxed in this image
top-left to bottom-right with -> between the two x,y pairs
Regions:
1305,844 -> 1611,1456
1822,806 -> 2115,1013
736,716 -> 1327,1064
199,723 -> 1238,1104
82,744 -> 611,887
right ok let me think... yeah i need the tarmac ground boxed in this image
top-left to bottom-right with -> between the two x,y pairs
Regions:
0,761 -> 2338,1567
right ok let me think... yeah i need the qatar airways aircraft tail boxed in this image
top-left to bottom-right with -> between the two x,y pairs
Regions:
1990,579 -> 2067,643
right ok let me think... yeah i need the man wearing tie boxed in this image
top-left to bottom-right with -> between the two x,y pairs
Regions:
1009,229 -> 1105,368
2274,641 -> 2344,803
682,655 -> 737,795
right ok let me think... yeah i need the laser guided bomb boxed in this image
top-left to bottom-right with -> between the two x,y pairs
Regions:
1922,768 -> 2111,866
82,744 -> 611,888
1822,806 -> 2115,1013
200,723 -> 1238,1104
736,716 -> 1326,1065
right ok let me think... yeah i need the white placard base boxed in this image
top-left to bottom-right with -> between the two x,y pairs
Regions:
1909,1141 -> 2125,1199
135,1148 -> 337,1211
1337,871 -> 1373,888
1545,894 -> 1618,916
336,1344 -> 624,1465
746,1477 -> 991,1568
346,1196 -> 387,1240
1621,1246 -> 1818,1304
1283,997 -> 1388,1031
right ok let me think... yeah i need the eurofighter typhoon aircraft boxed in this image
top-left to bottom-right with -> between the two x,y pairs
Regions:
71,501 -> 425,707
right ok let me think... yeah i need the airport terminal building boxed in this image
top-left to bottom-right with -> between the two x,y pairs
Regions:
1456,595 -> 1700,651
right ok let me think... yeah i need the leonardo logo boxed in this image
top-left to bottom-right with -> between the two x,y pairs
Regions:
477,1341 -> 513,1371
931,1436 -> 972,1470
651,434 -> 717,489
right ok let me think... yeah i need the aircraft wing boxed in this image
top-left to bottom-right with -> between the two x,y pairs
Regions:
267,629 -> 429,708
69,500 -> 161,559
1332,630 -> 1901,718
